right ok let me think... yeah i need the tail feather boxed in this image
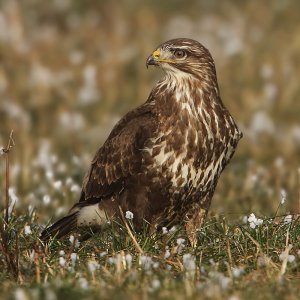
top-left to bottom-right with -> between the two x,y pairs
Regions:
40,200 -> 107,242
40,212 -> 78,242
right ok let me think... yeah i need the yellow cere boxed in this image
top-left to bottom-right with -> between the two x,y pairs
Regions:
152,48 -> 174,64
153,49 -> 160,58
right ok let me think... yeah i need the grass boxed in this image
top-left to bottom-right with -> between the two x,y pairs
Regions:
1,138 -> 300,300
1,206 -> 300,300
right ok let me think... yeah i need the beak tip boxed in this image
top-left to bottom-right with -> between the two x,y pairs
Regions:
146,55 -> 158,68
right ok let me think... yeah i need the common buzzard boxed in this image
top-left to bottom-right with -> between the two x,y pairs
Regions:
41,38 -> 242,245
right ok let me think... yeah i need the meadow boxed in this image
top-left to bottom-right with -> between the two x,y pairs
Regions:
1,1 -> 300,299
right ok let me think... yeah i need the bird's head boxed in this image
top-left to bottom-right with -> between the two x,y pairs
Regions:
146,38 -> 217,83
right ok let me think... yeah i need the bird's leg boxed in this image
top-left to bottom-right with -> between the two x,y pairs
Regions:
185,206 -> 208,247
185,192 -> 212,247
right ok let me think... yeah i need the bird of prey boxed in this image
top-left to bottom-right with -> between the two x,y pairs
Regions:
41,38 -> 242,245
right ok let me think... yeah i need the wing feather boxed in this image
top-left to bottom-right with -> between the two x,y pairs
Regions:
82,102 -> 157,201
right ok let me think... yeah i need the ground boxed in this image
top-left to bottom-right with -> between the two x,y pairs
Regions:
1,208 -> 300,300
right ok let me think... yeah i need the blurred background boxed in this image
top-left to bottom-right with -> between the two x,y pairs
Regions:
0,0 -> 300,224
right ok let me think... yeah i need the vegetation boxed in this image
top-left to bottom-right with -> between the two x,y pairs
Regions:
1,158 -> 300,300
1,0 -> 300,299
1,180 -> 300,299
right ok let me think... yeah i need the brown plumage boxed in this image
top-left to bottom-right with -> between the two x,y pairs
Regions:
41,38 -> 242,245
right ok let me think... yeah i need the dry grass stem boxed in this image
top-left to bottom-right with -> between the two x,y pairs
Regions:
119,206 -> 143,254
279,228 -> 290,277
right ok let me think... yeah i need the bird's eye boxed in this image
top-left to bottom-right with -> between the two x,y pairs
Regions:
174,49 -> 186,59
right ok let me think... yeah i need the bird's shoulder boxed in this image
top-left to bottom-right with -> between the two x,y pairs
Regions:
106,100 -> 157,141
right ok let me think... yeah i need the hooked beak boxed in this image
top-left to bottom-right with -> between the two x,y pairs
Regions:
146,49 -> 175,68
146,54 -> 159,68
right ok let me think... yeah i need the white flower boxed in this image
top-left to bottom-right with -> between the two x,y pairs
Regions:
264,83 -> 278,102
279,251 -> 295,263
249,111 -> 275,138
176,238 -> 185,245
108,257 -> 116,265
65,177 -> 73,186
232,267 -> 244,278
14,288 -> 28,300
283,215 -> 292,225
151,279 -> 161,290
250,174 -> 258,186
219,276 -> 231,289
87,260 -> 99,273
183,254 -> 196,272
59,250 -> 65,256
78,65 -> 99,105
8,187 -> 19,217
125,211 -> 134,220
162,227 -> 168,234
69,235 -> 80,248
164,249 -> 171,259
78,277 -> 88,289
43,195 -> 51,205
59,112 -> 85,132
279,244 -> 294,263
247,213 -> 263,229
46,171 -> 54,180
59,257 -> 66,267
28,205 -> 34,215
125,254 -> 133,268
24,225 -> 32,235
0,147 -> 5,155
71,184 -> 81,192
260,63 -> 274,80
100,251 -> 107,257
169,226 -> 176,233
280,189 -> 287,204
69,235 -> 75,244
140,255 -> 153,271
70,253 -> 77,265
176,238 -> 185,254
288,255 -> 295,263
45,289 -> 56,300
209,271 -> 231,289
257,256 -> 271,267
53,180 -> 62,190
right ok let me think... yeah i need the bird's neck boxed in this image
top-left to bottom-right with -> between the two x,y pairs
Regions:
153,73 -> 222,111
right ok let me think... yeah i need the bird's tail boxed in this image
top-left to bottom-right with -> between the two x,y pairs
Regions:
40,211 -> 78,242
40,200 -> 107,242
